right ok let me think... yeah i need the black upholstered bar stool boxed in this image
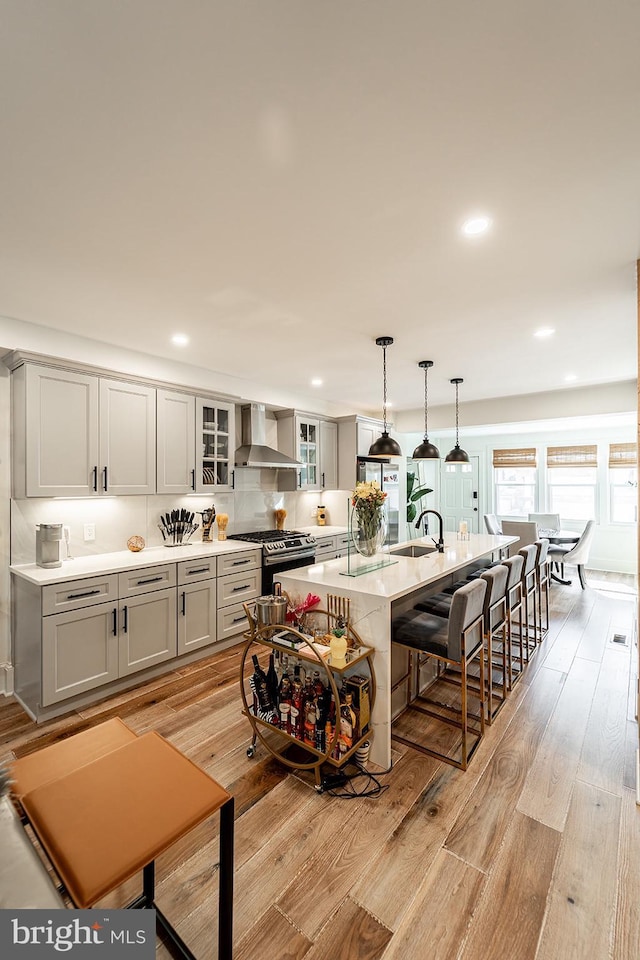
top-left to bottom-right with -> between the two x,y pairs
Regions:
391,578 -> 487,771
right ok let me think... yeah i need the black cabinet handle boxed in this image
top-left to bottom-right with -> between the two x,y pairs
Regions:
103,466 -> 108,491
230,559 -> 250,566
297,470 -> 301,489
322,472 -> 325,488
231,615 -> 245,624
112,608 -> 117,636
231,469 -> 235,490
92,466 -> 98,492
122,605 -> 128,633
231,584 -> 250,592
67,589 -> 101,600
187,567 -> 210,575
136,576 -> 163,585
181,591 -> 186,615
191,469 -> 196,491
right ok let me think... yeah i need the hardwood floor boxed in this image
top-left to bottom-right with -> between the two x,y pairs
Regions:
1,569 -> 638,960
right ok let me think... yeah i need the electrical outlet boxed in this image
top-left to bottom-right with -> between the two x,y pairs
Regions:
84,523 -> 96,542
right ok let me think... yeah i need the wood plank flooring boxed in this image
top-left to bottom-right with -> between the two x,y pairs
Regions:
1,568 -> 638,960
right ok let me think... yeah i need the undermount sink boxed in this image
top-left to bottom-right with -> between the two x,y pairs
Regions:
390,543 -> 438,558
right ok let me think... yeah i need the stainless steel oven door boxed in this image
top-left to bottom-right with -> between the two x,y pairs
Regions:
261,551 -> 315,594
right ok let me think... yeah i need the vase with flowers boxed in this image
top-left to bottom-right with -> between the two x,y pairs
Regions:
350,480 -> 387,557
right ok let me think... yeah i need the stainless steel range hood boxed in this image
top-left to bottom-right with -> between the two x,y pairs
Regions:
235,403 -> 301,469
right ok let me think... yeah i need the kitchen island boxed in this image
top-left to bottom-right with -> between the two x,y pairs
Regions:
279,532 -> 516,768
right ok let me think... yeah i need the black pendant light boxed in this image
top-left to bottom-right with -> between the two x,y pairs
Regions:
368,336 -> 402,459
445,377 -> 470,463
412,360 -> 440,459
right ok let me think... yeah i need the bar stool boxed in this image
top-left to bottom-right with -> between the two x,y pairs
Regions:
391,578 -> 487,771
535,538 -> 550,641
518,543 -> 539,661
479,564 -> 509,722
10,718 -> 234,960
502,554 -> 525,688
415,565 -> 509,724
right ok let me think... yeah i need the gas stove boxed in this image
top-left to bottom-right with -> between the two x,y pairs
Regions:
227,529 -> 316,562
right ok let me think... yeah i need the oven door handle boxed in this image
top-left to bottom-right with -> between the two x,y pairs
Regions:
262,551 -> 316,567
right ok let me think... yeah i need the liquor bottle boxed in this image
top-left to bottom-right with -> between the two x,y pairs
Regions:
315,695 -> 327,752
250,655 -> 278,724
278,672 -> 292,706
304,699 -> 317,746
279,702 -> 291,735
312,670 -> 324,698
339,696 -> 354,752
266,653 -> 279,708
291,668 -> 304,740
344,693 -> 359,741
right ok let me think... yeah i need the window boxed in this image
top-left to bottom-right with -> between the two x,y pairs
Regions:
547,445 -> 597,521
493,448 -> 536,516
609,443 -> 637,523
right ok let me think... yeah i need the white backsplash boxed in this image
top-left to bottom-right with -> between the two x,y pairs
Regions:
10,488 -> 350,565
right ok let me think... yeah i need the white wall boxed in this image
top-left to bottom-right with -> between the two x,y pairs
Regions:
401,419 -> 638,574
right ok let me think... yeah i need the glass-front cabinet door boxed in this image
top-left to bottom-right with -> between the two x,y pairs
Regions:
196,399 -> 235,493
296,416 -> 319,489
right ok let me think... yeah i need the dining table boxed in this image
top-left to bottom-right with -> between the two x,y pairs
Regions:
538,528 -> 580,585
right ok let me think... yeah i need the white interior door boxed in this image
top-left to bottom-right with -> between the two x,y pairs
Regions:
440,456 -> 480,533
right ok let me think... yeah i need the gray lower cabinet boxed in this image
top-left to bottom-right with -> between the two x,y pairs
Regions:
178,578 -> 217,655
42,602 -> 119,706
13,547 -> 261,719
118,588 -> 177,677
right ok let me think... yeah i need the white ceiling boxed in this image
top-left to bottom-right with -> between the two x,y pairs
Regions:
1,1 -> 638,415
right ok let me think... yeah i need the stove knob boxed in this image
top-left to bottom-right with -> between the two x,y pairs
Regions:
277,540 -> 285,550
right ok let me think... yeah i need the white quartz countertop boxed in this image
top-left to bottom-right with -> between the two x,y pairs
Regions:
10,539 -> 259,586
295,525 -> 349,537
279,533 -> 516,602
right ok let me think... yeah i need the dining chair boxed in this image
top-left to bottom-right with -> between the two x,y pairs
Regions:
501,520 -> 539,557
528,513 -> 560,531
548,520 -> 595,589
484,513 -> 503,535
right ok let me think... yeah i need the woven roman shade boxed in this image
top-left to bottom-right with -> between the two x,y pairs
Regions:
547,445 -> 597,468
608,442 -> 637,468
492,448 -> 537,468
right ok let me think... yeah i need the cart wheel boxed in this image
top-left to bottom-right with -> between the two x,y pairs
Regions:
246,745 -> 256,759
314,783 -> 323,793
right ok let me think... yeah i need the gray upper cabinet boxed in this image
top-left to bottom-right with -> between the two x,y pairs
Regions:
18,364 -> 100,498
156,389 -> 196,494
276,410 -> 338,492
195,398 -> 235,493
13,363 -> 156,497
99,379 -> 156,495
319,419 -> 338,490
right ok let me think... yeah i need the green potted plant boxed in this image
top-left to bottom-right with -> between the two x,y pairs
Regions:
406,470 -> 433,535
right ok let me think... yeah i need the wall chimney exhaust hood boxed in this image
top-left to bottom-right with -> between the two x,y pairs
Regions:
235,403 -> 301,469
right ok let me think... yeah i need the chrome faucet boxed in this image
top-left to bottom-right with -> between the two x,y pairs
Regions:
415,509 -> 445,553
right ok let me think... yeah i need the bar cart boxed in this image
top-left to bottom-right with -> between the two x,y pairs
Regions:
239,606 -> 376,790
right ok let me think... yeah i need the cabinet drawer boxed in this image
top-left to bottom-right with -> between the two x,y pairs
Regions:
118,564 -> 176,597
217,549 -> 260,577
42,575 -> 119,616
177,557 -> 216,584
315,536 -> 337,559
217,569 -> 260,608
217,601 -> 252,642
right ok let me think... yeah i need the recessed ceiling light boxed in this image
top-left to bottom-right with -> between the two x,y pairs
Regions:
534,327 -> 555,338
564,373 -> 577,382
311,378 -> 323,387
171,334 -> 189,346
461,215 -> 492,236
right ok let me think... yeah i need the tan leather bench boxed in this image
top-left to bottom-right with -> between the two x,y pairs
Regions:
10,719 -> 234,960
